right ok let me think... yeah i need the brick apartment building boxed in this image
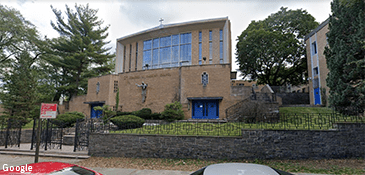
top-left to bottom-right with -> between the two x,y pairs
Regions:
305,18 -> 330,106
67,17 -> 271,119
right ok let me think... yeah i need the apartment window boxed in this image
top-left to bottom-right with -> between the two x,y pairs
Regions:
135,43 -> 138,71
219,29 -> 223,64
311,41 -> 317,55
209,30 -> 212,64
114,81 -> 118,93
313,67 -> 319,76
143,33 -> 191,70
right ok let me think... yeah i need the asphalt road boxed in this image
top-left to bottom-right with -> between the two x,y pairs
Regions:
0,154 -> 328,175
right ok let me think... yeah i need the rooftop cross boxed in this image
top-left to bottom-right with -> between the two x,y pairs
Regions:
159,18 -> 164,25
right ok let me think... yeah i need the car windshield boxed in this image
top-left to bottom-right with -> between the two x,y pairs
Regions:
48,166 -> 95,175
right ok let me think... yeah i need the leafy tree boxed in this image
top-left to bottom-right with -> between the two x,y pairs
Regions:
324,0 -> 365,114
47,4 -> 114,100
0,5 -> 48,120
236,7 -> 318,86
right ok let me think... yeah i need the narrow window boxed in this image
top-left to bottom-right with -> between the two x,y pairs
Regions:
202,72 -> 209,86
129,44 -> 132,71
123,46 -> 126,72
311,41 -> 317,55
199,31 -> 202,65
209,30 -> 212,64
219,29 -> 223,64
135,43 -> 138,71
313,67 -> 319,76
96,82 -> 100,94
114,81 -> 118,93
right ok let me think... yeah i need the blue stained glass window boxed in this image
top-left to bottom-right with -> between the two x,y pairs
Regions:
143,50 -> 151,67
180,33 -> 191,44
143,40 -> 152,50
172,35 -> 179,45
209,42 -> 212,59
160,47 -> 171,63
142,32 -> 191,69
209,30 -> 212,41
172,46 -> 179,63
180,44 -> 191,62
199,31 -> 202,42
219,29 -> 223,40
152,49 -> 159,67
160,36 -> 171,47
153,38 -> 159,49
199,43 -> 202,65
220,41 -> 223,63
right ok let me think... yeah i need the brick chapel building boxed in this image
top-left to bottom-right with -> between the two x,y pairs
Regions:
66,17 -> 276,119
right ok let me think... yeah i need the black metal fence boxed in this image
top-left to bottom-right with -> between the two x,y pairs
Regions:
90,112 -> 365,137
0,118 -> 23,148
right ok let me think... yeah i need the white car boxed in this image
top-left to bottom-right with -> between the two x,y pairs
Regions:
190,163 -> 293,175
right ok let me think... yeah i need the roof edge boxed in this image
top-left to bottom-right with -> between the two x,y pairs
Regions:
117,17 -> 229,42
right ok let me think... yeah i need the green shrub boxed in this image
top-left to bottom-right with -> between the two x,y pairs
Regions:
133,108 -> 152,119
110,115 -> 145,129
150,112 -> 161,120
50,111 -> 85,128
116,111 -> 133,116
160,102 -> 184,122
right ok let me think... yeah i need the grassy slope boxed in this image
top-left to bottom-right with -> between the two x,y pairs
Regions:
279,107 -> 334,114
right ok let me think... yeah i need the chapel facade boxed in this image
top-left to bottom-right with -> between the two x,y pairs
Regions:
70,17 -> 264,119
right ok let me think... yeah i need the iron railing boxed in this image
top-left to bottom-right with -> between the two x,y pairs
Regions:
89,112 -> 365,137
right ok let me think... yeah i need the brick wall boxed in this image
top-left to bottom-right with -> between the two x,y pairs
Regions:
89,123 -> 365,160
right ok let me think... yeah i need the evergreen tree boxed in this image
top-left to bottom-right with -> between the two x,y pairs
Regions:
48,4 -> 114,100
324,0 -> 365,114
236,7 -> 318,86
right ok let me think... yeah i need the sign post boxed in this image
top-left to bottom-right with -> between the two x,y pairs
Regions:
35,103 -> 57,163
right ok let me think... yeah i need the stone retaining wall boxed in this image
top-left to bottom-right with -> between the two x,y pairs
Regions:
88,123 -> 365,160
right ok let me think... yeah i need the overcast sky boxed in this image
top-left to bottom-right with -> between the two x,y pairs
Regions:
1,0 -> 332,72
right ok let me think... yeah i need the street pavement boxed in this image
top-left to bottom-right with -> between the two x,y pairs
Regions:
0,154 -> 328,175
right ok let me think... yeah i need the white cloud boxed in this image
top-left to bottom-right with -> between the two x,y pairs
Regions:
1,0 -> 332,72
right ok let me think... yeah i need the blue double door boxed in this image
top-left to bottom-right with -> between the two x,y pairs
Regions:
90,103 -> 103,118
192,100 -> 219,119
314,88 -> 321,105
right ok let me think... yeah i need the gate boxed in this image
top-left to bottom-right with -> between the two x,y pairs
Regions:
31,119 -> 64,151
0,118 -> 23,148
73,118 -> 106,152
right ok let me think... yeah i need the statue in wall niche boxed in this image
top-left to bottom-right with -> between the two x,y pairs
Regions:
136,81 -> 148,103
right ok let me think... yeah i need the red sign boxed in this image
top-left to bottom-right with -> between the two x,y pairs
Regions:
40,103 -> 57,119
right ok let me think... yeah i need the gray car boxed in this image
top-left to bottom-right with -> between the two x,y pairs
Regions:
190,163 -> 293,175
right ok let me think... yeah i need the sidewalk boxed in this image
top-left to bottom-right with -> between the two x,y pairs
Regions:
0,144 -> 329,175
0,143 -> 88,159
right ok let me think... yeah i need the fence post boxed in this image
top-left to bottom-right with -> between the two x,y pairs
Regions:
45,119 -> 49,151
5,119 -> 10,148
30,119 -> 36,150
73,119 -> 79,152
18,124 -> 21,148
